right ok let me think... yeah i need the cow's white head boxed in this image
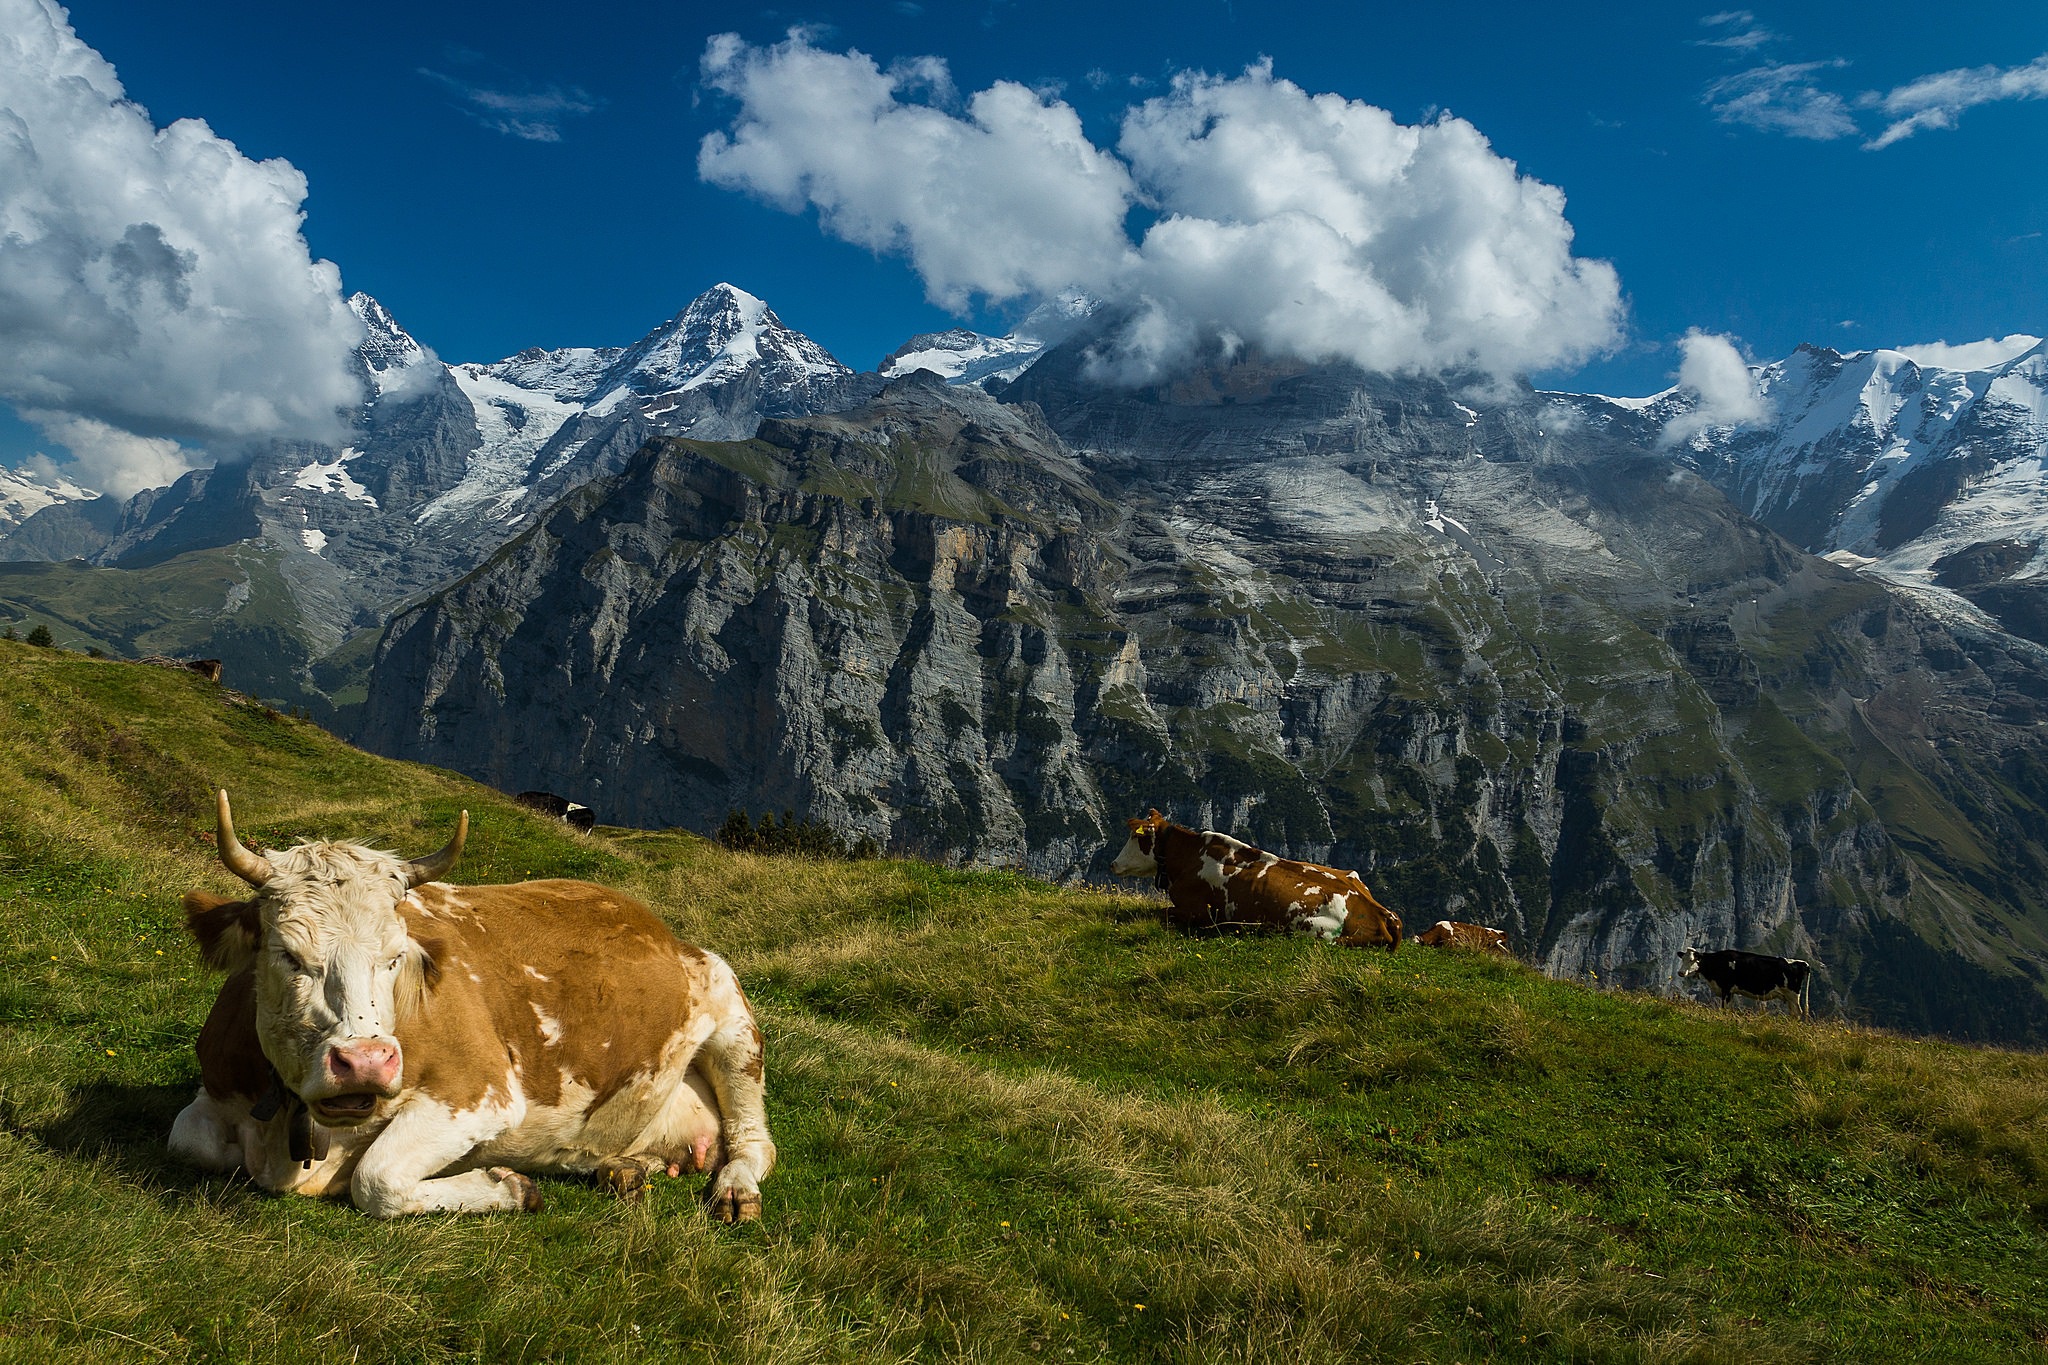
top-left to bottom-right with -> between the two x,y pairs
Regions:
1110,809 -> 1168,879
1679,946 -> 1702,978
186,791 -> 465,1126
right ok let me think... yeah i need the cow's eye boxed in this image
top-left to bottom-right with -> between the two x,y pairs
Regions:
385,955 -> 403,972
279,948 -> 306,973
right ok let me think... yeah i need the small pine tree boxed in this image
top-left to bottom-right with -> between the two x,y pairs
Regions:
2,624 -> 15,641
716,806 -> 879,860
716,808 -> 758,852
25,624 -> 53,648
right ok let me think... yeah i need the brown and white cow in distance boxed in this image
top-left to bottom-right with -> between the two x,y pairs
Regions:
1414,920 -> 1513,955
1109,810 -> 1401,949
168,792 -> 772,1219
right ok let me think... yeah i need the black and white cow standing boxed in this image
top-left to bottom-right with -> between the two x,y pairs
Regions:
1681,947 -> 1813,1019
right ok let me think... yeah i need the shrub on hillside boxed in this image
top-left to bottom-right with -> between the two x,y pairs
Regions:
25,624 -> 53,647
717,808 -> 879,860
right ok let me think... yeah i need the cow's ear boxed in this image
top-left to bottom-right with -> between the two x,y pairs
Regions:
184,891 -> 260,972
398,933 -> 445,1021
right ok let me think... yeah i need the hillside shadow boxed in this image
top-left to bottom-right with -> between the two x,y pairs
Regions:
15,1080 -> 253,1203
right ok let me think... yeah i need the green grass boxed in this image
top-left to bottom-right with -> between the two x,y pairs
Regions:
2,638 -> 2047,1362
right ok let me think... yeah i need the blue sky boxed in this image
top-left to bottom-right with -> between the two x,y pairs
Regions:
3,0 -> 2044,482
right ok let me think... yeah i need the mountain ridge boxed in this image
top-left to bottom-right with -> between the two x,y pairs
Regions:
355,338 -> 2048,1041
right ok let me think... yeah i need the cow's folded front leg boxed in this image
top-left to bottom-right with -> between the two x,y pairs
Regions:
168,1091 -> 245,1173
695,972 -> 776,1223
348,1104 -> 533,1217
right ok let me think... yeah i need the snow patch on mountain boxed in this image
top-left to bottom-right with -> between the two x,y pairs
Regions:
418,362 -> 589,527
293,450 -> 378,506
0,464 -> 97,534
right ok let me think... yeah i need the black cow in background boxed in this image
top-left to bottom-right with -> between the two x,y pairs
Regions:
1682,947 -> 1813,1019
515,790 -> 596,832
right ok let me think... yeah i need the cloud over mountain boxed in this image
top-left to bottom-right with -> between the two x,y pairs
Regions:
699,33 -> 1623,383
0,0 -> 364,484
1661,330 -> 1767,446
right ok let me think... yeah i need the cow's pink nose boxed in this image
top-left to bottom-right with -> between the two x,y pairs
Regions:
328,1040 -> 400,1090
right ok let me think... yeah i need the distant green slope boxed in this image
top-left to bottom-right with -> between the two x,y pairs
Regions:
1,639 -> 2045,1363
0,547 -> 371,727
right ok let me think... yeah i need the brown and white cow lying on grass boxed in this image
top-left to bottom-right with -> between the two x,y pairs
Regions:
1109,810 -> 1401,949
168,792 -> 774,1220
1414,920 -> 1513,955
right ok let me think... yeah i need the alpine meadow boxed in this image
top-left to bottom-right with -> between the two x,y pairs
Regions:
6,1 -> 2048,1361
4,633 -> 2048,1361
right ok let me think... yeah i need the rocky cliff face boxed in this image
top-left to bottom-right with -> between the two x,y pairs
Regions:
359,352 -> 2048,1043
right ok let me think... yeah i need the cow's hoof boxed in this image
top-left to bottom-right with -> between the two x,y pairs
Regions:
488,1166 -> 543,1213
706,1182 -> 762,1223
598,1156 -> 650,1202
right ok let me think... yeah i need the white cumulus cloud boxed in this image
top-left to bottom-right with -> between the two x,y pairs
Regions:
699,32 -> 1135,312
1661,330 -> 1767,446
0,0 -> 364,489
698,34 -> 1623,384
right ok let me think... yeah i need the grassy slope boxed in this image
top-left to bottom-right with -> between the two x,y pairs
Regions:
1,639 -> 2045,1363
0,549 -> 344,723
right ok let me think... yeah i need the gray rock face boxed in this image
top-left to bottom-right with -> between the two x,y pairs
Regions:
0,494 -> 124,562
359,354 -> 2048,1043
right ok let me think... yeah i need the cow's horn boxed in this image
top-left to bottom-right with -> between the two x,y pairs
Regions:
217,789 -> 274,888
404,811 -> 469,888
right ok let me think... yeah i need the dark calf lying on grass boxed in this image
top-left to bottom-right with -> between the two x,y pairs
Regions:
1415,920 -> 1512,955
1109,809 -> 1401,949
1681,947 -> 1812,1020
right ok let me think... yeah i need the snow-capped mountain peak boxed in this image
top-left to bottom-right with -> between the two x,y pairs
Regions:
413,283 -> 863,529
1564,332 -> 2048,642
348,292 -> 439,399
1889,334 -> 2043,372
480,345 -> 621,402
588,282 -> 849,413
